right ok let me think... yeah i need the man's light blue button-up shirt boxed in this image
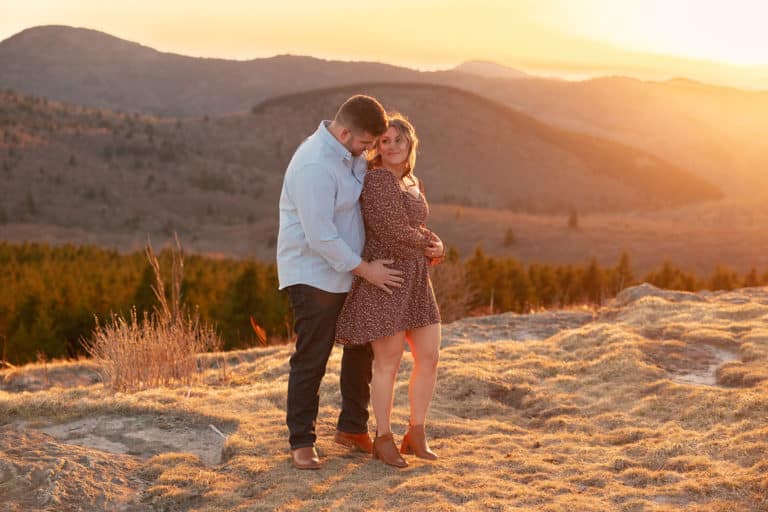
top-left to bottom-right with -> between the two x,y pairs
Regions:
277,121 -> 368,292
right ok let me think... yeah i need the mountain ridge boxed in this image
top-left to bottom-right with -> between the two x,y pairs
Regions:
3,25 -> 767,197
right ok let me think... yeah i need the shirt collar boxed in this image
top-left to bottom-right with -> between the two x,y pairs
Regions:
318,120 -> 354,163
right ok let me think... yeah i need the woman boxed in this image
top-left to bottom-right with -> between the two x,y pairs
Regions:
335,113 -> 444,468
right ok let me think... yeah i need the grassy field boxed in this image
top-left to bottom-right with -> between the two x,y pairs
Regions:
1,284 -> 767,511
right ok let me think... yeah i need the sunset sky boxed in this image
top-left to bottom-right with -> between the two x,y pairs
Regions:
2,0 -> 768,89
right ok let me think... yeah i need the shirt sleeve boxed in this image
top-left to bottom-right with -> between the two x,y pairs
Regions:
361,169 -> 433,250
288,163 -> 362,272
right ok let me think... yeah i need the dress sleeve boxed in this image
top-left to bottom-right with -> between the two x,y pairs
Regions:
361,169 -> 433,250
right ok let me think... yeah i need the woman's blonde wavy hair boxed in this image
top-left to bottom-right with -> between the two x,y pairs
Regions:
367,113 -> 419,184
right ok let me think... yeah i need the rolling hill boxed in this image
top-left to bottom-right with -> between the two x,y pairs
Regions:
247,83 -> 721,212
3,26 -> 766,197
0,82 -> 720,235
435,72 -> 768,196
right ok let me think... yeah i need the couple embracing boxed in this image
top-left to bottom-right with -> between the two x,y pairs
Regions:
276,94 -> 445,469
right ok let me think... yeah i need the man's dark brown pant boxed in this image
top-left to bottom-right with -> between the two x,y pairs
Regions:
285,284 -> 373,449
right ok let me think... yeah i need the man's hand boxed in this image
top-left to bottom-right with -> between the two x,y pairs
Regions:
353,259 -> 404,294
424,233 -> 444,260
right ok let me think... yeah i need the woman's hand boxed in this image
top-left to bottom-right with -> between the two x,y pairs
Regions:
424,232 -> 445,265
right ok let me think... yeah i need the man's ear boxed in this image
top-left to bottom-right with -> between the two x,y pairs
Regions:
338,127 -> 352,142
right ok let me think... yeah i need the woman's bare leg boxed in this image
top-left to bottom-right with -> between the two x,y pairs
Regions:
370,332 -> 406,435
405,323 -> 441,426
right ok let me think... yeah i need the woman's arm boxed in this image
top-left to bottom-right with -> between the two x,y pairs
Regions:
426,232 -> 445,266
415,176 -> 445,266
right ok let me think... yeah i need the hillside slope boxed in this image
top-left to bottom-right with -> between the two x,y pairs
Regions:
0,85 -> 722,263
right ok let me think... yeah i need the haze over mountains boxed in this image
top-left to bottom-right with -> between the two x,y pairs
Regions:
0,26 -> 425,117
453,60 -> 533,80
2,25 -> 768,273
2,25 -> 767,198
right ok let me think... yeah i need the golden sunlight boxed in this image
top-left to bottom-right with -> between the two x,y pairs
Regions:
1,1 -> 767,85
545,0 -> 768,66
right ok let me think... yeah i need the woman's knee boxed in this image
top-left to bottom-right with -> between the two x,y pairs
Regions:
415,350 -> 439,373
373,356 -> 402,379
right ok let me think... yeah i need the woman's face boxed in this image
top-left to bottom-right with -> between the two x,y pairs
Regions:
378,126 -> 410,168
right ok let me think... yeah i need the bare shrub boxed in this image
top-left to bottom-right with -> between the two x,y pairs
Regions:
430,261 -> 474,323
84,234 -> 220,391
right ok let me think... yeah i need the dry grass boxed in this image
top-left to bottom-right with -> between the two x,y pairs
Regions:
1,284 -> 768,511
84,307 -> 218,392
82,235 -> 219,392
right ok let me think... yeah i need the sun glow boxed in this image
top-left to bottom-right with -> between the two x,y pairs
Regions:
542,0 -> 768,66
1,0 -> 767,87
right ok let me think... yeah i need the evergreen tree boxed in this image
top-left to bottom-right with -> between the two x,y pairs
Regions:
132,265 -> 159,315
221,263 -> 269,348
529,264 -> 558,309
581,258 -> 604,305
743,267 -> 759,288
506,259 -> 531,312
615,251 -> 634,291
554,265 -> 577,307
710,265 -> 738,290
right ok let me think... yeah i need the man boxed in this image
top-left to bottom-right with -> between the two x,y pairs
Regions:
277,95 -> 404,469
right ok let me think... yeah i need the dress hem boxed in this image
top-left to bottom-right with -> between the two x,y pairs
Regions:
335,319 -> 441,347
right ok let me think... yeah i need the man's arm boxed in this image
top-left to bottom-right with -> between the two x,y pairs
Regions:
289,164 -> 403,292
289,164 -> 363,273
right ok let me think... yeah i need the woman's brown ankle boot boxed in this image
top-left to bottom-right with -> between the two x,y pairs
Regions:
400,424 -> 438,460
373,431 -> 408,468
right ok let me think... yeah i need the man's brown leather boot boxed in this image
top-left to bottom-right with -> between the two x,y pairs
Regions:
334,430 -> 374,453
291,446 -> 322,469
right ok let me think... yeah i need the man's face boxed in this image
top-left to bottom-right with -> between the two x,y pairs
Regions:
343,129 -> 378,157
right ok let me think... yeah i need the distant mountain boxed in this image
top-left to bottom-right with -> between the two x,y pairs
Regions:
453,60 -> 532,80
430,72 -> 768,196
2,26 -> 766,198
0,25 -> 425,117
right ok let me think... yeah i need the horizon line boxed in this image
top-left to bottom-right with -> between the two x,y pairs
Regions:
2,24 -> 768,93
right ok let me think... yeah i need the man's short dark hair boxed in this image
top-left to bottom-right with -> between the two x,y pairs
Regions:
334,95 -> 388,136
